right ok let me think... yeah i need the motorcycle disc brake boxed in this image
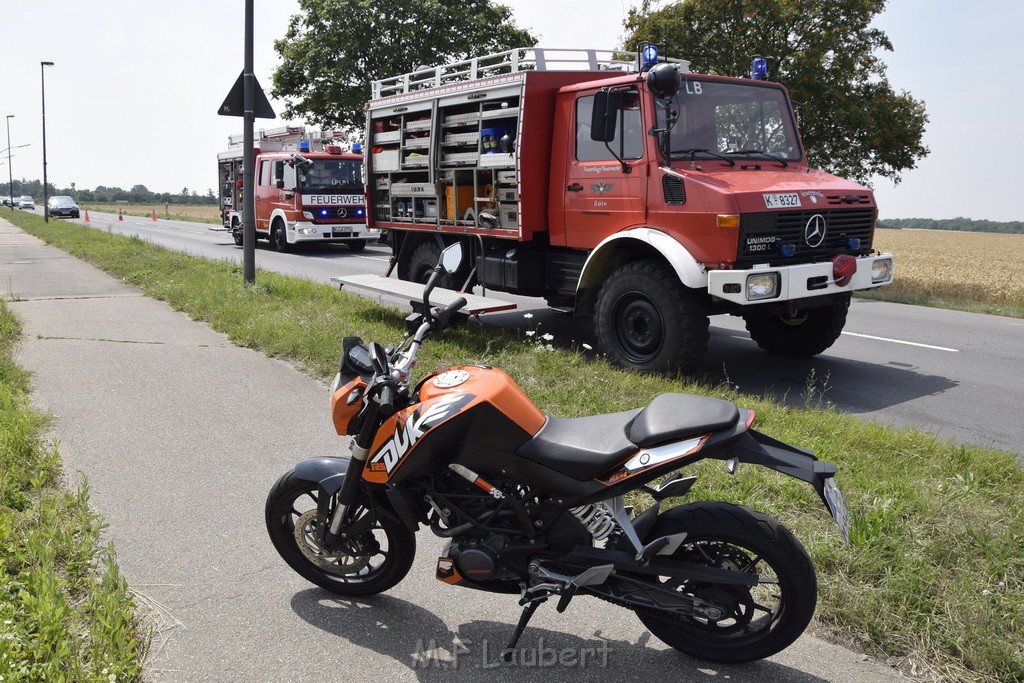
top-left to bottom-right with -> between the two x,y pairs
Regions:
293,510 -> 372,575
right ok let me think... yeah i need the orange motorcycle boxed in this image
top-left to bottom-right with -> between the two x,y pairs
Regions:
265,243 -> 850,663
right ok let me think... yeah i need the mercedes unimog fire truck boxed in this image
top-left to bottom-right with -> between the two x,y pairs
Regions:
356,47 -> 894,373
217,126 -> 375,252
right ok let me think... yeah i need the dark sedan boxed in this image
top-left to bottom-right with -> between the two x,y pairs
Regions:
47,195 -> 81,219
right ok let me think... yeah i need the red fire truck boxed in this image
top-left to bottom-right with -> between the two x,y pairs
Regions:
217,126 -> 376,252
351,47 -> 894,373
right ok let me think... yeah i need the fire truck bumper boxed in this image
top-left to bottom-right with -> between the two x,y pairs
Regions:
292,222 -> 377,243
707,253 -> 894,305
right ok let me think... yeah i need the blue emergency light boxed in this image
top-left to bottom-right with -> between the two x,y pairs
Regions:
641,44 -> 659,70
352,142 -> 362,153
779,243 -> 796,257
750,56 -> 768,80
321,209 -> 329,216
300,140 -> 310,152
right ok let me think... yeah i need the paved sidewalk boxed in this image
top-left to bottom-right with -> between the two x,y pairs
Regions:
0,219 -> 906,682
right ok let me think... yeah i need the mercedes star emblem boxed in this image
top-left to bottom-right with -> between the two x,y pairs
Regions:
804,214 -> 826,248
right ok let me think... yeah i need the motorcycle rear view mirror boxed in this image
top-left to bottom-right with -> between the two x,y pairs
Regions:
440,243 -> 464,274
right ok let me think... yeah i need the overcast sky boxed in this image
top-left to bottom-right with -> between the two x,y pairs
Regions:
1,0 -> 1019,221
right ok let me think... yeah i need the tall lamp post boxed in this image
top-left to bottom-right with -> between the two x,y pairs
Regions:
41,61 -> 54,222
5,115 -> 12,210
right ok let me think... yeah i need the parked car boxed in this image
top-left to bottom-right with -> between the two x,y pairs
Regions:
1,196 -> 12,207
17,196 -> 35,210
47,195 -> 80,219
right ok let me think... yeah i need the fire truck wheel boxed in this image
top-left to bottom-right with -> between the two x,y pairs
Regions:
347,240 -> 367,253
742,293 -> 851,358
595,260 -> 709,374
271,221 -> 291,253
406,241 -> 459,289
232,227 -> 243,247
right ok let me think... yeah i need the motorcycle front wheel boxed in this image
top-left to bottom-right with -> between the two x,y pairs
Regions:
633,501 -> 817,663
265,470 -> 415,596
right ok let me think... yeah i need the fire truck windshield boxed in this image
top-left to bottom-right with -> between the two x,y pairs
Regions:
657,80 -> 802,163
298,158 -> 362,193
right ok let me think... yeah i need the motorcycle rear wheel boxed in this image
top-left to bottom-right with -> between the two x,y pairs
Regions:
633,501 -> 816,663
265,471 -> 415,596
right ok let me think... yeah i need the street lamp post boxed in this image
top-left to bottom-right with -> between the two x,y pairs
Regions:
41,61 -> 54,222
5,115 -> 12,210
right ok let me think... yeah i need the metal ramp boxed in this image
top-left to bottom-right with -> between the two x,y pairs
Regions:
331,273 -> 516,316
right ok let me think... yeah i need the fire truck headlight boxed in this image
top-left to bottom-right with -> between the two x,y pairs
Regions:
302,211 -> 314,220
746,272 -> 779,300
871,257 -> 893,283
298,227 -> 317,236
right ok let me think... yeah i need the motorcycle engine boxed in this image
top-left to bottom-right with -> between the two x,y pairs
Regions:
447,534 -> 517,582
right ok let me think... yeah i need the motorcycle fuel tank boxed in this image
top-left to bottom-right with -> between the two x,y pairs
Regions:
362,366 -> 546,484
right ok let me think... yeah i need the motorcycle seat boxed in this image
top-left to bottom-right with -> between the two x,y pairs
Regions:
516,409 -> 643,481
516,394 -> 740,481
627,393 -> 740,448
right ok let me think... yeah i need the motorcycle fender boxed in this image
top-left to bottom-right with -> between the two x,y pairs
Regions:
728,430 -> 834,500
294,456 -> 349,496
292,456 -> 417,532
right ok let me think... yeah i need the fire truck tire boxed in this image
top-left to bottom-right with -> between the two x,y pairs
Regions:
347,240 -> 367,253
595,260 -> 709,374
742,293 -> 851,358
406,241 -> 459,289
271,220 -> 291,253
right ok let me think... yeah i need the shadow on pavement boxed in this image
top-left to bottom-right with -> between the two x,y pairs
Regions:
289,589 -> 828,683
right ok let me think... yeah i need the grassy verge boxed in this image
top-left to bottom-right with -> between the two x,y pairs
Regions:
856,287 -> 1024,319
0,300 -> 148,681
7,211 -> 1024,682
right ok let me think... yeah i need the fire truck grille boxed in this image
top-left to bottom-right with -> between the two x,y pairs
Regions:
735,208 -> 875,267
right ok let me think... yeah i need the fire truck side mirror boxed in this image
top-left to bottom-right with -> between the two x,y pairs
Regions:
274,162 -> 285,189
590,90 -> 621,143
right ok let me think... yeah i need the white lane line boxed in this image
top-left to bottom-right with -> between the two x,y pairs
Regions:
841,331 -> 959,352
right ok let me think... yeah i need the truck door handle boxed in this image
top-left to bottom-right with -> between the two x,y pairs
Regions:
567,183 -> 583,192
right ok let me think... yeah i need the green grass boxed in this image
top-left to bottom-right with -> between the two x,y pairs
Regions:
7,210 -> 1024,682
0,299 -> 148,682
856,287 -> 1024,319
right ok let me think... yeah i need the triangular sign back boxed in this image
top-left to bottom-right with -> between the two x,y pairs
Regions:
218,72 -> 276,119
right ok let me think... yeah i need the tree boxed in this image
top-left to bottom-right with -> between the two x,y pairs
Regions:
272,0 -> 537,131
624,0 -> 928,185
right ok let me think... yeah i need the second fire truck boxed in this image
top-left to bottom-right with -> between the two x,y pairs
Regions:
217,126 -> 376,252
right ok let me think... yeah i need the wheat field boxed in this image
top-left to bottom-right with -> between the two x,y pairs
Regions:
870,228 -> 1024,311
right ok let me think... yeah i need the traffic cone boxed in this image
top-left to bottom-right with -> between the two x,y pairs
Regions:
118,209 -> 123,221
84,210 -> 90,222
150,209 -> 157,221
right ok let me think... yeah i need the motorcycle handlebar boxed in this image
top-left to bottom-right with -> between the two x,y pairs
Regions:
434,297 -> 467,330
377,382 -> 397,418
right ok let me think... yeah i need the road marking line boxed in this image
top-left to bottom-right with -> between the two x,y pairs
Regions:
841,331 -> 959,352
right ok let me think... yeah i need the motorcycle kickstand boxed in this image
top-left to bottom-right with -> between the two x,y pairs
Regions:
501,597 -> 547,663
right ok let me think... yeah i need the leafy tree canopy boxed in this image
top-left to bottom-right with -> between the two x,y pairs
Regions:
272,0 -> 537,132
624,0 -> 928,185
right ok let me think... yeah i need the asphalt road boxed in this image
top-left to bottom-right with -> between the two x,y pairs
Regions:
2,220 -> 905,682
69,209 -> 1024,458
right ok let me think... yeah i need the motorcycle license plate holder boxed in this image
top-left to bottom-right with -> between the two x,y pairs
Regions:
736,429 -> 851,546
822,477 -> 851,546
